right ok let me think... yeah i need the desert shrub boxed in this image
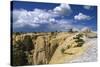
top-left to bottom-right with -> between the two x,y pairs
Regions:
76,34 -> 83,38
66,45 -> 71,49
76,41 -> 84,47
75,39 -> 84,43
61,48 -> 65,54
73,34 -> 84,47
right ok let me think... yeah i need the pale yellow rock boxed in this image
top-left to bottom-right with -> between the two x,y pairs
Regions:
49,33 -> 87,64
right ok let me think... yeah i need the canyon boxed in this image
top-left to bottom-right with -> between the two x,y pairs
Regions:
12,31 -> 97,66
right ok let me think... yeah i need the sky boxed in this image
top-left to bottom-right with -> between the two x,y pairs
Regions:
11,1 -> 97,32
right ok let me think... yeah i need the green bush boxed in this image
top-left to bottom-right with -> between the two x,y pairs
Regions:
73,34 -> 84,47
66,45 -> 71,49
61,48 -> 65,54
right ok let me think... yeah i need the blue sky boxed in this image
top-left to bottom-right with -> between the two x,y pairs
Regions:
11,1 -> 97,32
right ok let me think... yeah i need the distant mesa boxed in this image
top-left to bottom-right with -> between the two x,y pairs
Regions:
81,27 -> 97,38
81,27 -> 91,33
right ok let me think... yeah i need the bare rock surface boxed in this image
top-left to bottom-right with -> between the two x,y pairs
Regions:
68,38 -> 97,63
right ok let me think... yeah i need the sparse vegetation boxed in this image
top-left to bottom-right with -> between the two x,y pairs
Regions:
61,48 -> 65,54
73,34 -> 85,47
66,45 -> 71,49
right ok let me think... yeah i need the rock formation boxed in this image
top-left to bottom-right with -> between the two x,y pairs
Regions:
12,32 -> 91,65
12,32 -> 61,65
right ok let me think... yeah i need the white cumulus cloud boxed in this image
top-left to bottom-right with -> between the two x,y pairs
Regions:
74,13 -> 91,21
13,9 -> 56,28
13,3 -> 72,29
48,19 -> 73,31
53,3 -> 71,15
83,5 -> 91,10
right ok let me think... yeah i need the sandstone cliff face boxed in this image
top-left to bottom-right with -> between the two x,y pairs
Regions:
12,32 -> 64,65
33,36 -> 47,64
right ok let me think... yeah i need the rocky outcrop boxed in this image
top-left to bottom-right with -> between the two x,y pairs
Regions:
81,27 -> 97,38
12,32 -> 97,66
81,27 -> 91,33
12,32 -> 63,65
12,32 -> 90,66
33,36 -> 47,64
